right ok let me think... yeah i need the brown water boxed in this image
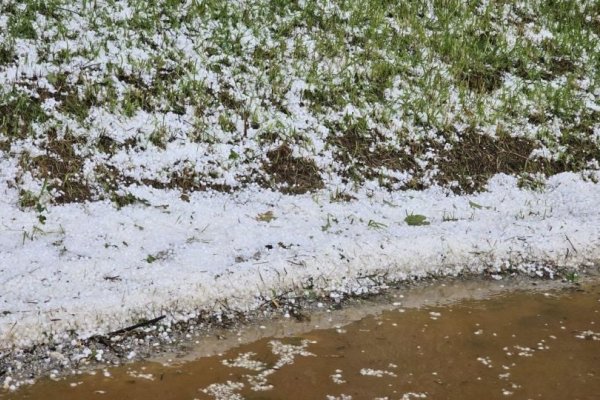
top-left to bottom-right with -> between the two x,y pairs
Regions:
5,280 -> 600,400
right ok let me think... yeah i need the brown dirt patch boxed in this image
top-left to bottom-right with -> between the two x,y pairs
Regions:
0,140 -> 10,153
328,124 -> 433,189
97,135 -> 119,155
330,127 -> 399,169
548,57 -> 575,76
94,164 -> 136,194
326,125 -> 592,193
458,66 -> 503,93
262,144 -> 324,194
96,163 -> 230,205
141,166 -> 231,194
25,131 -> 93,204
436,130 -> 536,193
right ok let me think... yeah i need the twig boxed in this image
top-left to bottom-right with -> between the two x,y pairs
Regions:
565,235 -> 578,253
106,315 -> 166,336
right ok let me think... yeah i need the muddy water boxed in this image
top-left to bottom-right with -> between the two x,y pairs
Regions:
7,280 -> 600,400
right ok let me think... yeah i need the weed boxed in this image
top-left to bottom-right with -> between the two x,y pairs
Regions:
404,213 -> 430,226
330,190 -> 357,203
565,271 -> 578,283
149,127 -> 168,150
469,201 -> 489,210
518,173 -> 546,192
22,225 -> 46,244
256,211 -> 276,223
111,193 -> 150,209
18,180 -> 49,224
367,220 -> 387,230
442,212 -> 459,222
321,214 -> 338,232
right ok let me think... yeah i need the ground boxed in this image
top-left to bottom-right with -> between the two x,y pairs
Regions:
1,0 -> 599,390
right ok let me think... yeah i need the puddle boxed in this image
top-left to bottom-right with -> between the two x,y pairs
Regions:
5,279 -> 600,399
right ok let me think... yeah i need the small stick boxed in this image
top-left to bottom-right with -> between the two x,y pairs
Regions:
565,235 -> 577,253
107,315 -> 166,336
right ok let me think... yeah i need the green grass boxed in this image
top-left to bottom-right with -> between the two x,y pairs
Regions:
0,0 -> 598,206
404,213 -> 430,226
0,90 -> 48,139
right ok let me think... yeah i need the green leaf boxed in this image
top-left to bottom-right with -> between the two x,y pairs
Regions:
404,214 -> 430,226
469,200 -> 483,209
256,210 -> 276,222
368,219 -> 387,229
228,150 -> 239,160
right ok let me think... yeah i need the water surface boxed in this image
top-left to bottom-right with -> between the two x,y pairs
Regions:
7,280 -> 600,399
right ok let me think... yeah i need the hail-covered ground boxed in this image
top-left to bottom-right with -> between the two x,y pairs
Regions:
1,0 -> 600,386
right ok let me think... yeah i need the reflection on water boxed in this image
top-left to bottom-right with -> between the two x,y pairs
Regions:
7,281 -> 600,399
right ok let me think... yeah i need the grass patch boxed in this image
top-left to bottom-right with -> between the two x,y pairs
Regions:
0,0 -> 598,203
112,192 -> 150,209
0,91 -> 48,139
404,213 -> 430,226
23,131 -> 93,204
0,43 -> 16,66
